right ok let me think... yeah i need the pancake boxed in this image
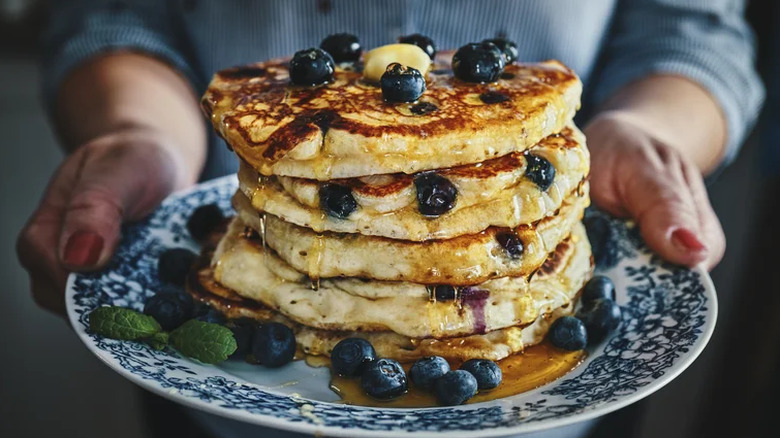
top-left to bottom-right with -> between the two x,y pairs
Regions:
238,125 -> 589,241
202,57 -> 581,180
209,217 -> 592,339
233,185 -> 589,285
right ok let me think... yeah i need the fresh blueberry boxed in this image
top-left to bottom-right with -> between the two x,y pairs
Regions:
187,204 -> 224,242
320,33 -> 362,63
143,293 -> 193,331
460,359 -> 502,390
495,232 -> 524,258
331,338 -> 377,376
251,323 -> 297,367
194,305 -> 227,325
361,358 -> 408,400
577,299 -> 622,343
482,38 -> 519,64
380,63 -> 426,103
433,285 -> 457,301
434,370 -> 478,406
583,213 -> 619,268
452,42 -> 505,83
414,173 -> 458,216
548,316 -> 588,351
289,48 -> 335,86
398,33 -> 437,59
410,356 -> 450,390
524,154 -> 556,190
227,319 -> 256,359
582,276 -> 616,305
157,248 -> 197,286
319,183 -> 358,218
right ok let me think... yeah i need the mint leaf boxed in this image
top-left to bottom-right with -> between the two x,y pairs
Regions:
145,331 -> 170,351
89,306 -> 162,340
170,320 -> 237,364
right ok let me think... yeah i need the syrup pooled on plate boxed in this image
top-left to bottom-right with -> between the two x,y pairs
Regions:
315,341 -> 585,408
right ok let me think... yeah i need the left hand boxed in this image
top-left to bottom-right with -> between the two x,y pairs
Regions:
585,112 -> 726,270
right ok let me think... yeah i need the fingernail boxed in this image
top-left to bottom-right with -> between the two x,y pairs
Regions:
671,228 -> 706,253
63,231 -> 104,267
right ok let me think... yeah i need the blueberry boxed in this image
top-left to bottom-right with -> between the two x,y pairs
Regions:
143,293 -> 193,331
194,305 -> 227,325
460,359 -> 502,390
524,154 -> 556,190
410,356 -> 450,390
482,38 -> 519,64
289,48 -> 335,86
582,276 -> 616,305
251,323 -> 297,367
157,248 -> 197,286
320,33 -> 361,63
576,299 -> 622,343
319,183 -> 357,218
331,338 -> 377,376
227,319 -> 256,359
380,63 -> 426,103
433,285 -> 456,301
414,173 -> 458,216
583,213 -> 619,268
361,358 -> 408,400
434,370 -> 478,406
398,33 -> 437,59
452,42 -> 505,83
187,204 -> 224,242
548,316 -> 588,351
495,232 -> 524,258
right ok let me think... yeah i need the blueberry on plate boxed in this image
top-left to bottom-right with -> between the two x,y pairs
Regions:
482,38 -> 519,64
398,33 -> 437,59
157,248 -> 197,286
414,173 -> 458,216
187,204 -> 224,242
434,370 -> 478,406
582,275 -> 616,305
143,293 -> 193,331
452,42 -> 505,83
495,232 -> 524,258
227,319 -> 256,359
320,33 -> 361,63
194,305 -> 227,325
331,338 -> 377,376
524,154 -> 556,190
577,299 -> 622,344
583,213 -> 619,268
251,323 -> 297,367
380,63 -> 426,103
460,359 -> 502,390
361,358 -> 408,400
548,316 -> 588,351
289,48 -> 335,86
319,183 -> 358,218
410,356 -> 450,390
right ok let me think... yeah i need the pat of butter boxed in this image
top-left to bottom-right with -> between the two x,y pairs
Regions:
363,43 -> 431,83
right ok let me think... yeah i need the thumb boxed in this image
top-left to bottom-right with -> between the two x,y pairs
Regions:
58,138 -> 179,271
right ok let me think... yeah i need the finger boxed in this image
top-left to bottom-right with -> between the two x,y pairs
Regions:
58,140 -> 177,271
682,161 -> 726,269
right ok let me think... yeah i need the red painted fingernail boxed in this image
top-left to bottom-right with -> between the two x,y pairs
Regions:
671,228 -> 706,253
63,231 -> 104,267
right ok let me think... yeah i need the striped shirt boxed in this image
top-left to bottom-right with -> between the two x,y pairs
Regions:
43,0 -> 763,180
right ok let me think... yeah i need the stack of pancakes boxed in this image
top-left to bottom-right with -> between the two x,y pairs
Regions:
194,54 -> 593,362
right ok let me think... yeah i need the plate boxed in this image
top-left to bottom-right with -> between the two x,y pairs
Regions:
66,175 -> 717,437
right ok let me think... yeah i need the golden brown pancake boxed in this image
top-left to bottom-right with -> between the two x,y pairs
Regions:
202,57 -> 581,180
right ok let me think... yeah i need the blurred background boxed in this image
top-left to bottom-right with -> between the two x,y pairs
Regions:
1,1 -> 778,437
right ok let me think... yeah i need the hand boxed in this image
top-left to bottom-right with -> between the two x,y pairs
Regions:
16,127 -> 184,315
585,112 -> 726,270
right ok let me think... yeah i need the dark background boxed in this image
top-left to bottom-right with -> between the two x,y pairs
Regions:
0,1 -> 777,437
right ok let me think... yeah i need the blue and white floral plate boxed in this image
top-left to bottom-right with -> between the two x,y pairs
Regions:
66,176 -> 717,437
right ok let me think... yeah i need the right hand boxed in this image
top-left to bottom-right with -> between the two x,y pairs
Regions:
16,127 -> 185,315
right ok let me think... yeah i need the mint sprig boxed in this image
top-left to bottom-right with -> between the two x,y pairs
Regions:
89,306 -> 162,340
145,331 -> 170,351
170,319 -> 238,364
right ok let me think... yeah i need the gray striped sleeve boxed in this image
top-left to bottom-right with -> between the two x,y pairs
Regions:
590,0 -> 764,166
